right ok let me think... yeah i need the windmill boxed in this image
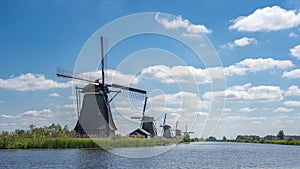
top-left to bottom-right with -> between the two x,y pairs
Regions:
160,113 -> 173,138
183,124 -> 194,136
130,97 -> 158,137
57,36 -> 147,138
173,120 -> 182,137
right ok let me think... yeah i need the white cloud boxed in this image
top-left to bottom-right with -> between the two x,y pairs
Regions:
64,104 -> 76,109
239,107 -> 257,113
0,73 -> 71,91
78,58 -> 292,87
203,83 -> 284,102
140,65 -> 212,84
285,85 -> 300,96
149,91 -> 208,110
289,32 -> 298,38
282,69 -> 300,79
284,100 -> 300,107
229,6 -> 300,32
225,58 -> 294,76
78,69 -> 138,86
49,93 -> 61,97
1,109 -> 54,119
224,37 -> 257,49
290,44 -> 300,59
274,107 -> 294,113
222,108 -> 232,112
155,12 -> 212,38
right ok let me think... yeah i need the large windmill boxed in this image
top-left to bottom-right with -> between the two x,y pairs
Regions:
57,36 -> 147,138
160,113 -> 173,138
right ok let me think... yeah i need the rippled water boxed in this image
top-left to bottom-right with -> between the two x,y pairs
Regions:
1,142 -> 300,169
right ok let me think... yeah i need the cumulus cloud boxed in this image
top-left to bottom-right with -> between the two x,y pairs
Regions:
155,12 -> 212,38
290,44 -> 300,59
225,58 -> 294,76
0,73 -> 71,91
140,58 -> 291,85
1,109 -> 54,119
223,37 -> 257,49
282,69 -> 300,79
229,6 -> 300,32
238,107 -> 257,113
284,100 -> 300,107
285,85 -> 300,96
274,107 -> 294,113
149,91 -> 208,111
140,65 -> 212,84
78,69 -> 138,86
49,93 -> 61,97
203,83 -> 284,102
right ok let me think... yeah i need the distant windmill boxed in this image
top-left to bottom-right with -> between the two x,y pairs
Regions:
130,97 -> 157,137
57,36 -> 147,138
183,124 -> 194,136
160,113 -> 173,138
173,120 -> 182,137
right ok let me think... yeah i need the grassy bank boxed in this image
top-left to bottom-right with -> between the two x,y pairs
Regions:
0,136 -> 181,149
0,123 -> 184,149
233,139 -> 300,146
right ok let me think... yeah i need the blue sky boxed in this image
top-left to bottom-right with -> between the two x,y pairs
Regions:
1,0 -> 300,139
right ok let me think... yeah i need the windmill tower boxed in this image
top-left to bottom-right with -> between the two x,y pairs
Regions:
140,97 -> 157,137
173,120 -> 182,137
160,113 -> 173,138
57,36 -> 147,138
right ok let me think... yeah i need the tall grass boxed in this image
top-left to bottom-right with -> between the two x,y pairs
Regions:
0,136 -> 181,149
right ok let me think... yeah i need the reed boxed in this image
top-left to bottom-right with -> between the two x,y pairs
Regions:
0,136 -> 180,149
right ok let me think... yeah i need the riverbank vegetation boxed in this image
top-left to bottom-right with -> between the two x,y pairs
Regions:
233,139 -> 300,146
227,130 -> 300,146
0,123 -> 182,149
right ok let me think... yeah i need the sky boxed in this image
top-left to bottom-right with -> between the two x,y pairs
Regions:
1,0 -> 300,139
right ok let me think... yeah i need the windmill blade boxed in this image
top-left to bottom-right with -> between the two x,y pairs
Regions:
163,113 -> 167,126
110,84 -> 146,94
142,97 -> 148,117
56,67 -> 99,85
109,83 -> 146,100
100,36 -> 105,85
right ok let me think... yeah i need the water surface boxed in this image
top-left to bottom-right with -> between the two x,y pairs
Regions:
1,142 -> 300,169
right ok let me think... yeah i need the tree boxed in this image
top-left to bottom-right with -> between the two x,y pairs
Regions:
222,136 -> 227,141
277,130 -> 285,140
183,133 -> 191,142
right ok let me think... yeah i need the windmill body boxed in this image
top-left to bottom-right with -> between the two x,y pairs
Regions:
141,116 -> 157,137
174,120 -> 182,137
74,83 -> 116,137
160,113 -> 173,138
